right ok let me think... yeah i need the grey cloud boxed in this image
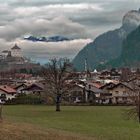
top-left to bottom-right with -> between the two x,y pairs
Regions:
0,0 -> 140,60
0,1 -> 139,39
0,16 -> 91,41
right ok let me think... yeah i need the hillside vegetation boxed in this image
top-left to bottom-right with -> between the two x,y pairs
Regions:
102,25 -> 140,69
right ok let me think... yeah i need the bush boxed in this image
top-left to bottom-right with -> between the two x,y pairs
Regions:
5,94 -> 44,105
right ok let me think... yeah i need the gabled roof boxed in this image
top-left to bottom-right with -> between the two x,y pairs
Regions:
22,83 -> 44,91
100,82 -> 116,90
108,82 -> 133,91
0,85 -> 16,94
11,44 -> 21,50
14,83 -> 28,90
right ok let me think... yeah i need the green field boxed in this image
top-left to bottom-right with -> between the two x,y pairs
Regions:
1,105 -> 140,140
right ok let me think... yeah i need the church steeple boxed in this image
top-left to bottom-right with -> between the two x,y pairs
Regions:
84,58 -> 90,80
84,58 -> 88,73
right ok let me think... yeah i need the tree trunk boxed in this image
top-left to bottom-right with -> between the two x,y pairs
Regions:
56,102 -> 60,112
56,94 -> 61,112
0,104 -> 3,121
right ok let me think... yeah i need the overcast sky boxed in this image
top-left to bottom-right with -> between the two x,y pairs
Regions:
0,0 -> 140,63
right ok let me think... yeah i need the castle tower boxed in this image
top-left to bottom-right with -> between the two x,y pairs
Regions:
11,44 -> 22,57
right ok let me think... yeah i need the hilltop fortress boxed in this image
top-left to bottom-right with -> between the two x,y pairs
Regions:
0,44 -> 41,72
0,44 -> 28,64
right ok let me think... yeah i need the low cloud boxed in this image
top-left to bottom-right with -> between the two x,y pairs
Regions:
18,38 -> 92,61
0,38 -> 92,63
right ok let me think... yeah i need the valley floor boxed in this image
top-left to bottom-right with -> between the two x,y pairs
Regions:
1,105 -> 140,140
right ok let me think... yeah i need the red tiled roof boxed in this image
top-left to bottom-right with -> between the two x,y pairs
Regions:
92,83 -> 103,88
0,85 -> 16,94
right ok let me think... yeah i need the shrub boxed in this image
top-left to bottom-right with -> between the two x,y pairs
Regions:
5,94 -> 43,105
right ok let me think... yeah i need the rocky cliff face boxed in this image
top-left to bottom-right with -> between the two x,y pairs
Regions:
104,25 -> 140,68
123,10 -> 140,28
73,9 -> 140,71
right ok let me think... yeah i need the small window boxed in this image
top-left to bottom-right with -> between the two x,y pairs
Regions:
123,91 -> 126,94
122,97 -> 127,100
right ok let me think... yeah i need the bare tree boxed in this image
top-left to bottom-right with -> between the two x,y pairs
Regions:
125,79 -> 140,123
43,58 -> 72,111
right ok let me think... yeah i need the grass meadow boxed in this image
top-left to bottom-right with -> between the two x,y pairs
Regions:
1,105 -> 140,140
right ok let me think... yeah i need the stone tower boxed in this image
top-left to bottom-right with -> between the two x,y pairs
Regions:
11,44 -> 22,57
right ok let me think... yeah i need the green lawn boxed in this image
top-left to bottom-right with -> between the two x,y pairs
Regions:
2,105 -> 140,140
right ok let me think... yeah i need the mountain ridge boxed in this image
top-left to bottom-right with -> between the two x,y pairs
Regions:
73,9 -> 140,71
24,36 -> 71,42
101,25 -> 140,69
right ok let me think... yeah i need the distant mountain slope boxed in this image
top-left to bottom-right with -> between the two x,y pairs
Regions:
103,25 -> 140,68
73,10 -> 140,71
24,36 -> 71,42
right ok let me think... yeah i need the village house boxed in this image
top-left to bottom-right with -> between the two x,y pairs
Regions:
64,84 -> 85,103
14,83 -> 29,94
84,84 -> 101,103
65,81 -> 108,104
0,85 -> 17,103
21,83 -> 44,95
101,82 -> 134,104
128,76 -> 140,87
